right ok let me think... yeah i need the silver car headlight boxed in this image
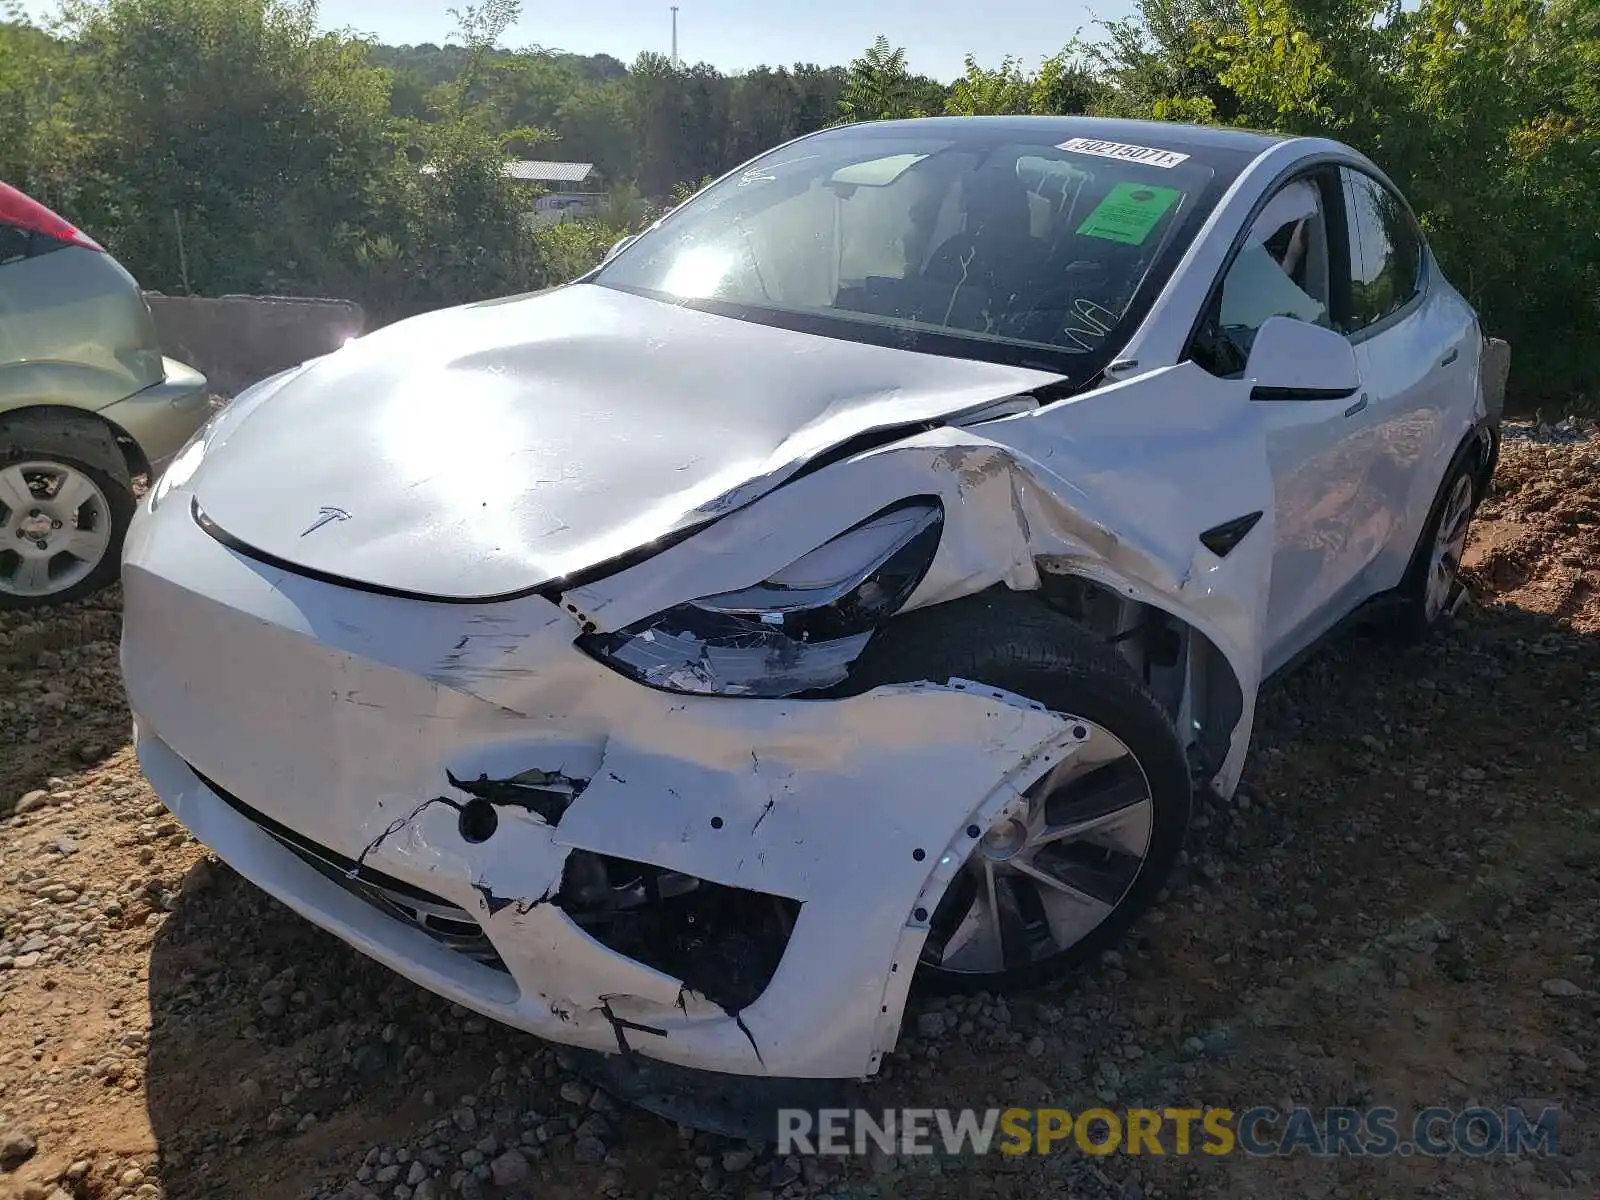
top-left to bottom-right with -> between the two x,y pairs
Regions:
579,499 -> 943,697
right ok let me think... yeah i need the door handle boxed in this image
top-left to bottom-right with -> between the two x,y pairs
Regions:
1440,348 -> 1459,367
1344,393 -> 1369,418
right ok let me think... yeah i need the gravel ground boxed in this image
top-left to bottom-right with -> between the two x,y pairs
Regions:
1,423 -> 1597,1200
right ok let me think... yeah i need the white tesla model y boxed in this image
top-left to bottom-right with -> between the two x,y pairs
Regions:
121,117 -> 1506,1082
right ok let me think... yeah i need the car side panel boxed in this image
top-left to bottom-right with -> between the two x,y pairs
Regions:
1356,273 -> 1486,594
100,356 -> 215,475
0,245 -> 164,413
1256,388 -> 1378,674
1126,141 -> 1485,671
1111,143 -> 1380,676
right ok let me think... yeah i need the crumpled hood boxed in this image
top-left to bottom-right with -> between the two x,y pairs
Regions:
192,284 -> 1064,599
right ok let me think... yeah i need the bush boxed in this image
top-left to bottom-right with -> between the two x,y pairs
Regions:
2,0 -> 1593,401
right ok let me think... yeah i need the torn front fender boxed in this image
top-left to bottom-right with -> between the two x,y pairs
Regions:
548,680 -> 1075,1076
563,362 -> 1276,797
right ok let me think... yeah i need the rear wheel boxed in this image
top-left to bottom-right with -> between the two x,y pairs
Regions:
843,590 -> 1192,994
1393,440 -> 1486,638
0,415 -> 134,609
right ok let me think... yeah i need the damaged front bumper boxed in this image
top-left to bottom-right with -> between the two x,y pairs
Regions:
121,500 -> 1076,1079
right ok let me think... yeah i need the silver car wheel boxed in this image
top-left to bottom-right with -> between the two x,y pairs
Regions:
0,460 -> 114,598
1423,473 -> 1475,622
924,720 -> 1155,974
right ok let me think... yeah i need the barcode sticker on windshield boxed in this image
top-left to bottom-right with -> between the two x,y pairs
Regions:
1057,137 -> 1191,169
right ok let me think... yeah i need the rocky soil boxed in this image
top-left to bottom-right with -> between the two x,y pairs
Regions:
1,422 -> 1597,1200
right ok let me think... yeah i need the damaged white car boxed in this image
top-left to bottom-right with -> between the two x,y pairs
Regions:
121,117 -> 1507,1082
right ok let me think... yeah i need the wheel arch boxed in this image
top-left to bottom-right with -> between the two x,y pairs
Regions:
1024,569 -> 1247,793
1398,420 -> 1497,590
1468,419 -> 1499,498
0,403 -> 148,483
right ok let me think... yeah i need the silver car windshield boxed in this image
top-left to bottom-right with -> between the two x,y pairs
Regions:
594,132 -> 1218,362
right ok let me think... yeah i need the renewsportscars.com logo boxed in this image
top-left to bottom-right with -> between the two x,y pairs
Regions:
777,1105 -> 1563,1158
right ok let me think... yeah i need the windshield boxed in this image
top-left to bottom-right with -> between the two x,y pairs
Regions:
593,127 -> 1222,377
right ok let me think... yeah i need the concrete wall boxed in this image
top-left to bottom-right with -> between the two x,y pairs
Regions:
143,293 -> 366,397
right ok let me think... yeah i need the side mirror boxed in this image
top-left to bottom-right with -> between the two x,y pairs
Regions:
1245,316 -> 1361,401
603,235 -> 636,263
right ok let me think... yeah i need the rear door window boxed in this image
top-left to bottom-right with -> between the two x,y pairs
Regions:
1339,169 -> 1424,333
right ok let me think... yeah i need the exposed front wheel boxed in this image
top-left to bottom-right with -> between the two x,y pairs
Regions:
924,718 -> 1162,989
841,590 -> 1192,994
0,417 -> 135,609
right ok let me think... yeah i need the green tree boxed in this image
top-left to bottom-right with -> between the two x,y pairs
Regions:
1388,0 -> 1599,399
1083,0 -> 1245,121
1030,44 -> 1102,115
341,0 -> 548,318
554,79 -> 635,182
627,51 -> 694,194
945,54 -> 1033,115
0,10 -> 81,200
726,66 -> 800,162
792,63 -> 848,131
837,35 -> 930,122
56,0 -> 394,294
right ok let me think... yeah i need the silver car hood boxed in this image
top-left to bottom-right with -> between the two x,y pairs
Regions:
192,284 -> 1065,599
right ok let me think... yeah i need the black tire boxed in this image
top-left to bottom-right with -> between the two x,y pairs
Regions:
1391,436 -> 1488,640
0,414 -> 135,610
843,588 -> 1192,994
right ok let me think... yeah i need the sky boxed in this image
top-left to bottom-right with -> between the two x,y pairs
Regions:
260,0 -> 1135,82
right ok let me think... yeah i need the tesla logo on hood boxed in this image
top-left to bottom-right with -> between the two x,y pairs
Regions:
300,506 -> 351,537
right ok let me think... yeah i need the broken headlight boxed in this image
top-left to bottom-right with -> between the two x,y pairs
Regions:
579,498 -> 943,697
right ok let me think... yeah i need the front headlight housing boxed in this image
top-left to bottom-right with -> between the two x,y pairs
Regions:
579,498 -> 943,697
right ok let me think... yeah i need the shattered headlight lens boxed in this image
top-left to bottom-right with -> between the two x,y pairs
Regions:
579,498 -> 943,697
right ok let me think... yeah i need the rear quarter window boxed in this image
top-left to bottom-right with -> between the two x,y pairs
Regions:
1341,169 -> 1424,332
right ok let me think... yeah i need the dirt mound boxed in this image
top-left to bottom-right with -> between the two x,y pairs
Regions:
1467,424 -> 1600,630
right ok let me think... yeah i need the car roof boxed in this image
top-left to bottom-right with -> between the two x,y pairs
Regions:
820,115 -> 1290,168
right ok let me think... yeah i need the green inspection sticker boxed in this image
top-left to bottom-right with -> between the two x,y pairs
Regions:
1077,183 -> 1183,245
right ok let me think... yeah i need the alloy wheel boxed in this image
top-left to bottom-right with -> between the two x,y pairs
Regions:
0,461 -> 114,598
1423,473 -> 1475,622
922,720 -> 1154,975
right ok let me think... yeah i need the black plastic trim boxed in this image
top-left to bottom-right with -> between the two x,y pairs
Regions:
1198,511 -> 1264,557
191,763 -> 455,907
191,494 -> 700,606
1249,384 -> 1359,402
